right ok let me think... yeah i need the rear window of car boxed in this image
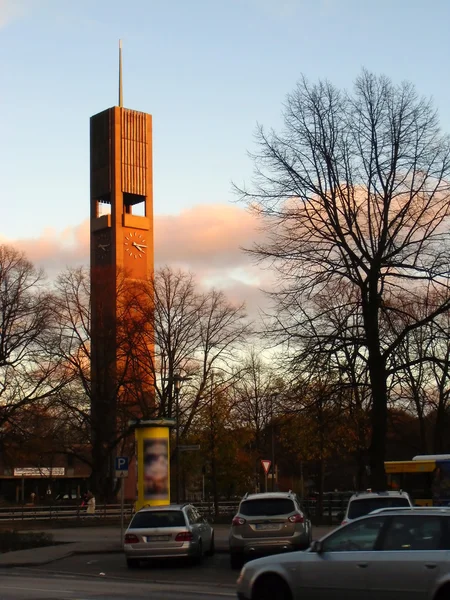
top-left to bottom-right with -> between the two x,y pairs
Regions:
129,510 -> 186,528
239,498 -> 295,516
348,497 -> 410,519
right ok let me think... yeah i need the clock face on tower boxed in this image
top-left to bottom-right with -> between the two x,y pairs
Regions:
94,230 -> 112,264
124,231 -> 147,259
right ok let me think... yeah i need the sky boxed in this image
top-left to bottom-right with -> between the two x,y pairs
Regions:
1,0 -> 450,314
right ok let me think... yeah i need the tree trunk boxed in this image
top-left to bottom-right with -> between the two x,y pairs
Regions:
368,367 -> 388,490
317,458 -> 325,520
211,449 -> 219,518
362,281 -> 388,491
355,448 -> 366,490
434,400 -> 447,454
91,443 -> 115,502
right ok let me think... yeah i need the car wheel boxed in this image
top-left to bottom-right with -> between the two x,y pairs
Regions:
230,553 -> 243,570
126,558 -> 140,569
252,574 -> 292,600
434,583 -> 450,600
206,534 -> 215,557
192,540 -> 203,565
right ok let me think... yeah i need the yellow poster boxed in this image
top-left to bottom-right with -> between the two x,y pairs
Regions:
135,423 -> 172,510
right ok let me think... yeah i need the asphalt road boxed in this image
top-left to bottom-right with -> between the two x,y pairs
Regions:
32,551 -> 239,585
0,523 -> 336,599
2,570 -> 235,600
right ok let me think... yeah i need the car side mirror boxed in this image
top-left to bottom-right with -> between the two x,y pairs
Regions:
336,512 -> 344,522
310,540 -> 324,553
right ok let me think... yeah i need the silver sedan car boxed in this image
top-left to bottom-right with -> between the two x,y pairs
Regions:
124,503 -> 214,567
236,507 -> 450,600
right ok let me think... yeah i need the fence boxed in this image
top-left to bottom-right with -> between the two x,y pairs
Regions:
0,503 -> 135,523
194,494 -> 351,524
0,494 -> 351,524
303,493 -> 351,524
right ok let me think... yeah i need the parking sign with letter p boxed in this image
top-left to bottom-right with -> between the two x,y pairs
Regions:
115,456 -> 129,478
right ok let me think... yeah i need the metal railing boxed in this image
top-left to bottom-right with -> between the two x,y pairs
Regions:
303,494 -> 352,523
195,501 -> 239,517
0,495 -> 351,524
0,503 -> 135,522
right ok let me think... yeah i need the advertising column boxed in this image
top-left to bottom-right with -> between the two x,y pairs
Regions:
134,419 -> 175,511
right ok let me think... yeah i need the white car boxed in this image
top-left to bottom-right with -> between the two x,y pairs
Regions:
123,503 -> 214,567
236,507 -> 450,600
341,489 -> 412,525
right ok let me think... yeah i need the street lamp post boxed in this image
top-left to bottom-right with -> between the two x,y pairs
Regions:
173,374 -> 190,503
271,394 -> 275,492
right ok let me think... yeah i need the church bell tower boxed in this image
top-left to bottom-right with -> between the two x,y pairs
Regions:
89,41 -> 154,498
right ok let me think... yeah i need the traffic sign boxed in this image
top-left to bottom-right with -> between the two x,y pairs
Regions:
115,456 -> 129,478
261,459 -> 271,474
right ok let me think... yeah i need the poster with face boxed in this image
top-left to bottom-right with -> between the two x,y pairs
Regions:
143,438 -> 169,500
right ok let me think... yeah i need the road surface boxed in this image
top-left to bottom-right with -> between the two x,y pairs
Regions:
2,570 -> 236,600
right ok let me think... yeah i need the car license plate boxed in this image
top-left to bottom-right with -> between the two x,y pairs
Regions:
255,524 -> 279,530
145,535 -> 169,542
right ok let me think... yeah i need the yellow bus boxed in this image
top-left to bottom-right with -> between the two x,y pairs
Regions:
385,454 -> 450,506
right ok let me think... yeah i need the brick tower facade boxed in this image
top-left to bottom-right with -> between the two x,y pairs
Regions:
89,104 -> 154,499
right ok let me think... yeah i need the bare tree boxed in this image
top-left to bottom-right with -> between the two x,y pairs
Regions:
237,71 -> 450,488
276,280 -> 373,487
392,293 -> 450,454
50,267 -> 143,500
232,349 -> 277,452
50,266 -> 251,498
128,266 -> 252,432
0,245 -> 70,455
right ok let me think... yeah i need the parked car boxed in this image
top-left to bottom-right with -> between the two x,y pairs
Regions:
229,491 -> 312,569
54,492 -> 82,505
340,489 -> 412,525
237,507 -> 450,600
123,503 -> 214,567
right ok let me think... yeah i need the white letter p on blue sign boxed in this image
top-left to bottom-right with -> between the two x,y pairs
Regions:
115,457 -> 128,471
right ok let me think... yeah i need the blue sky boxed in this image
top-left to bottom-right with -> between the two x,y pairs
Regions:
1,0 -> 450,252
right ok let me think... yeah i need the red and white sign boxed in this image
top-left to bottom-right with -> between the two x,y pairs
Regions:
261,460 -> 271,474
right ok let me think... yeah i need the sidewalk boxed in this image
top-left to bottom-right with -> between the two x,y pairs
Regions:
0,524 -> 334,568
0,525 -> 231,568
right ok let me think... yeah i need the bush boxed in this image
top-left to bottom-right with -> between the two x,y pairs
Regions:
0,530 -> 54,552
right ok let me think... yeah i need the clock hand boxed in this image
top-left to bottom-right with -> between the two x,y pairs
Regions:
132,242 -> 147,251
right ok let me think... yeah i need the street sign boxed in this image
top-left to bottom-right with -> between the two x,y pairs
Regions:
261,459 -> 271,474
115,456 -> 129,478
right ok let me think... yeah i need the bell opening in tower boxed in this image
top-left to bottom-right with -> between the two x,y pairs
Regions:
123,193 -> 146,217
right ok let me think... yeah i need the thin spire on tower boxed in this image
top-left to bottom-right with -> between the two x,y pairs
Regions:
119,39 -> 123,107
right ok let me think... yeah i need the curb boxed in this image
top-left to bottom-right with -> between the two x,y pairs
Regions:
0,545 -> 231,568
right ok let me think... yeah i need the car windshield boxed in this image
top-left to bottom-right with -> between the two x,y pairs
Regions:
240,498 -> 295,516
348,497 -> 410,519
129,510 -> 186,528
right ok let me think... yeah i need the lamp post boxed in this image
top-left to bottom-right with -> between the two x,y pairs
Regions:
271,394 -> 275,492
173,373 -> 190,503
265,392 -> 277,492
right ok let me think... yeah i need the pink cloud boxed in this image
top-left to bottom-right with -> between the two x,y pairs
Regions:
155,204 -> 264,267
0,204 -> 272,313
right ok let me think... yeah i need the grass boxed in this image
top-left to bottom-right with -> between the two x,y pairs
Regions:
0,530 -> 55,553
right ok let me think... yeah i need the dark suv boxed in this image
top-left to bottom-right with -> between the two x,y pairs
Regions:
229,491 -> 311,568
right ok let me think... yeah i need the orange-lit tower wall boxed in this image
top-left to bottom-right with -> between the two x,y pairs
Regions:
90,104 -> 154,499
